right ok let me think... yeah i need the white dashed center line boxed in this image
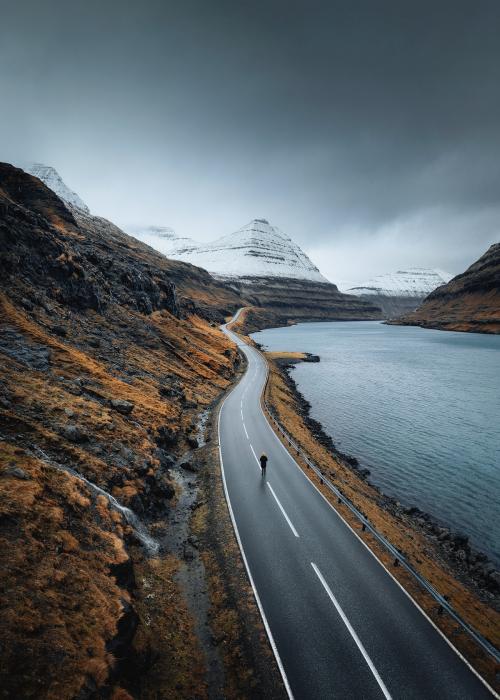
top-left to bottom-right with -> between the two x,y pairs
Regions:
311,563 -> 391,700
267,482 -> 300,538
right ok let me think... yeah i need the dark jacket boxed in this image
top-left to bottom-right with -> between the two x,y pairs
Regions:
260,454 -> 268,468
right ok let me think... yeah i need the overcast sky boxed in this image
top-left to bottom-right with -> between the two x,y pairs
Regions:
1,0 -> 499,285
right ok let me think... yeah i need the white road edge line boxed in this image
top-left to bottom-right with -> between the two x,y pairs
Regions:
217,376 -> 295,699
258,357 -> 499,699
311,563 -> 392,700
267,482 -> 300,537
243,422 -> 249,439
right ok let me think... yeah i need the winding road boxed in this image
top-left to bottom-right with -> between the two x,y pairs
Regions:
218,313 -> 495,699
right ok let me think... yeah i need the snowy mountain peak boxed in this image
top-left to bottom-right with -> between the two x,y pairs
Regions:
150,218 -> 330,283
26,163 -> 89,213
345,268 -> 452,298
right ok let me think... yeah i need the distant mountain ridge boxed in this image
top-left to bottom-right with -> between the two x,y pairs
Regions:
343,268 -> 452,319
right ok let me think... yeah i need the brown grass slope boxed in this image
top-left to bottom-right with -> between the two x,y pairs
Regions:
393,242 -> 500,333
0,163 -> 243,699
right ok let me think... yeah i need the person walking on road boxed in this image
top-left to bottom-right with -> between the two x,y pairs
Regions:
259,453 -> 268,475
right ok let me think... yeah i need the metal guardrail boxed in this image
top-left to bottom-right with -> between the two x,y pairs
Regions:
261,395 -> 500,665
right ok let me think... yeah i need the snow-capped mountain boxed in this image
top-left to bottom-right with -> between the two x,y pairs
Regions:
26,163 -> 90,213
342,268 -> 452,319
344,268 -> 452,298
133,219 -> 330,283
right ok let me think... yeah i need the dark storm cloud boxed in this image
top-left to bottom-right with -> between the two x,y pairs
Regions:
1,0 -> 499,282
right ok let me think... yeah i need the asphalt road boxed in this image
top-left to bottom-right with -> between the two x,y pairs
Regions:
218,316 -> 495,699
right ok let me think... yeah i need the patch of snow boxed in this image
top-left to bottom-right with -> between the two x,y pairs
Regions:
26,163 -> 90,213
344,268 -> 453,298
128,225 -> 199,256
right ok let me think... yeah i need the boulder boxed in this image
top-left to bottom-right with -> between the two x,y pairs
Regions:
3,466 -> 30,480
52,324 -> 67,337
488,571 -> 500,590
62,424 -> 88,443
180,461 -> 199,473
450,532 -> 469,549
155,426 -> 178,448
110,399 -> 135,415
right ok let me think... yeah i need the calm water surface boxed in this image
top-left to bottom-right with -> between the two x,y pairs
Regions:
252,322 -> 500,563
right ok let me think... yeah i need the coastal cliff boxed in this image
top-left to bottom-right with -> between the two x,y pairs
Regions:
392,243 -> 500,333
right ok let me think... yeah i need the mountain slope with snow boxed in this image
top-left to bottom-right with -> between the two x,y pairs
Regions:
343,268 -> 452,319
26,163 -> 90,213
137,218 -> 330,283
130,225 -> 199,256
345,268 -> 452,298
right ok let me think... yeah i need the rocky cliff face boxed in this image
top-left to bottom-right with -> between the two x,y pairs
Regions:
0,163 -> 244,698
230,276 -> 382,333
392,244 -> 500,333
344,268 -> 452,319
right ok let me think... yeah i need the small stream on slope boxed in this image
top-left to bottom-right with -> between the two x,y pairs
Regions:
35,447 -> 159,554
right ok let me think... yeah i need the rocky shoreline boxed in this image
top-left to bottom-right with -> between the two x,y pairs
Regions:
269,353 -> 500,610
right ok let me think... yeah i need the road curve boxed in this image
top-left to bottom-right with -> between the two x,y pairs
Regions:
218,314 -> 495,699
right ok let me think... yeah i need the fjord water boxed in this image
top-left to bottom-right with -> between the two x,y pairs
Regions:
252,321 -> 500,563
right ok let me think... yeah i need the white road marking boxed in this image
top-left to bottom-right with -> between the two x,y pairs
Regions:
249,444 -> 261,468
267,483 -> 300,538
311,563 -> 392,700
243,422 -> 249,439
